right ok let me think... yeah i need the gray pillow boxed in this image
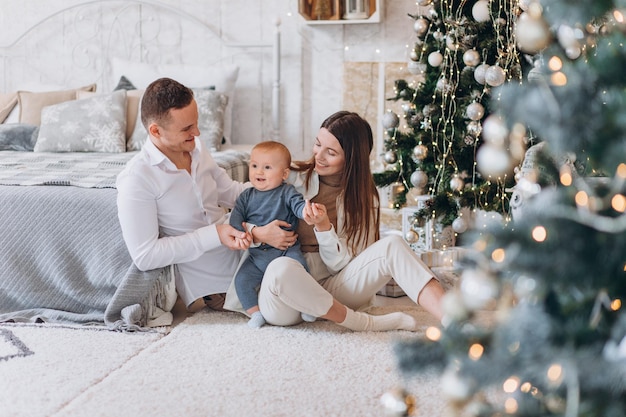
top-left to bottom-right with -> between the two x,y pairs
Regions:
0,124 -> 39,151
34,90 -> 127,153
194,89 -> 228,151
127,88 -> 228,152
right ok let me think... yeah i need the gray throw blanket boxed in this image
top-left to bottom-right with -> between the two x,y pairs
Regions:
0,186 -> 172,330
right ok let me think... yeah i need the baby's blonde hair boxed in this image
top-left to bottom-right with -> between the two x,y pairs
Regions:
251,141 -> 292,168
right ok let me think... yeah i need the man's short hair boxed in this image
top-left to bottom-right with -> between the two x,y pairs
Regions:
141,77 -> 194,129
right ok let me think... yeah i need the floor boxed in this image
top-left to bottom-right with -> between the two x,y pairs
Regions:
170,294 -> 414,327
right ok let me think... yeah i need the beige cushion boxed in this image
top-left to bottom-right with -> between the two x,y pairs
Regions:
17,84 -> 97,126
0,92 -> 18,123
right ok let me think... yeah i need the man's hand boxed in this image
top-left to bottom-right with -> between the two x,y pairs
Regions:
217,224 -> 252,250
303,200 -> 331,231
245,220 -> 297,251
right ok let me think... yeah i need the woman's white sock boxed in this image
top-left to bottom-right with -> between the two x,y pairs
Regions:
339,308 -> 417,332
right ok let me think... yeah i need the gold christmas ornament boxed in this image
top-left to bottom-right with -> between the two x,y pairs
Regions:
462,49 -> 481,67
412,144 -> 428,160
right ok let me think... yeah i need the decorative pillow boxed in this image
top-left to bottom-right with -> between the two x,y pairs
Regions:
0,92 -> 18,123
77,89 -> 144,143
34,90 -> 126,153
114,76 -> 136,91
126,88 -> 227,152
17,84 -> 97,126
193,89 -> 229,151
111,58 -> 238,144
0,124 -> 39,151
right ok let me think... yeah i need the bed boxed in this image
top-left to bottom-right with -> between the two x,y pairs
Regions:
0,0 -> 281,330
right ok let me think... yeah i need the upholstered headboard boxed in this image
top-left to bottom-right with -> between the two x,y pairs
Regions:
0,0 -> 281,146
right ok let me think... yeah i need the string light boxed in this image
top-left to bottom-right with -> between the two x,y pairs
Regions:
531,225 -> 547,242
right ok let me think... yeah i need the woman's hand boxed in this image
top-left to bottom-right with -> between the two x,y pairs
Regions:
216,224 -> 252,250
246,220 -> 297,250
303,200 -> 331,231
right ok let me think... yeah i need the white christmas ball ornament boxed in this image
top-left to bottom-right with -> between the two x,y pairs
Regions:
382,111 -> 400,129
474,63 -> 489,84
404,229 -> 419,244
463,49 -> 481,67
482,114 -> 508,146
485,65 -> 506,86
416,0 -> 432,5
436,78 -> 452,94
410,170 -> 428,189
413,18 -> 429,36
515,12 -> 551,54
428,51 -> 443,67
441,366 -> 475,402
446,36 -> 459,51
465,102 -> 485,121
477,144 -> 512,177
472,0 -> 490,22
441,290 -> 469,322
408,61 -> 427,75
460,269 -> 499,310
450,176 -> 464,192
452,216 -> 468,233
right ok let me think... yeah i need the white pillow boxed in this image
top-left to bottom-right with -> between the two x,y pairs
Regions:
34,90 -> 126,152
111,58 -> 239,144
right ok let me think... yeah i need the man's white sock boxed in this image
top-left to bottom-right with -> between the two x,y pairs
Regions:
339,308 -> 417,332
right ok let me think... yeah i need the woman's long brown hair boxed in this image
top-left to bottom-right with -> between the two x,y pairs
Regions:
292,111 -> 380,253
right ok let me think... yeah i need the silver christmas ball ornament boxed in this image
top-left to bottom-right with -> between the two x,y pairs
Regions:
410,170 -> 428,189
382,111 -> 400,129
485,65 -> 506,86
465,102 -> 485,121
383,150 -> 398,164
407,61 -> 426,75
413,18 -> 429,37
474,63 -> 489,84
452,216 -> 468,233
466,120 -> 482,137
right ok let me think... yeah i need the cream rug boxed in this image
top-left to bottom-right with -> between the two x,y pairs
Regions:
1,303 -> 445,417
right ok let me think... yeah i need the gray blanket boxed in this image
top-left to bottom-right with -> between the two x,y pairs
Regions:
0,186 -> 172,330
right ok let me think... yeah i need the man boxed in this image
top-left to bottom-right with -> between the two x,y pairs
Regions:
116,78 -> 251,311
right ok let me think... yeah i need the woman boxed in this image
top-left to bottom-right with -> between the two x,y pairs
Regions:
226,111 -> 445,331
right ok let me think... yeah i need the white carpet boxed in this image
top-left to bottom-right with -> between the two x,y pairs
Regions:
0,324 -> 164,417
1,303 -> 445,417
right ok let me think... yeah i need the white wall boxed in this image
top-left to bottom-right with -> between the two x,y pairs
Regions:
0,0 -> 417,159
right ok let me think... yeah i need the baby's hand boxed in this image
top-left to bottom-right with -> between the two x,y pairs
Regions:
303,200 -> 331,231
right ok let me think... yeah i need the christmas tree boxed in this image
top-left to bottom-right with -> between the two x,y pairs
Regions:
374,0 -> 528,232
385,0 -> 626,416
